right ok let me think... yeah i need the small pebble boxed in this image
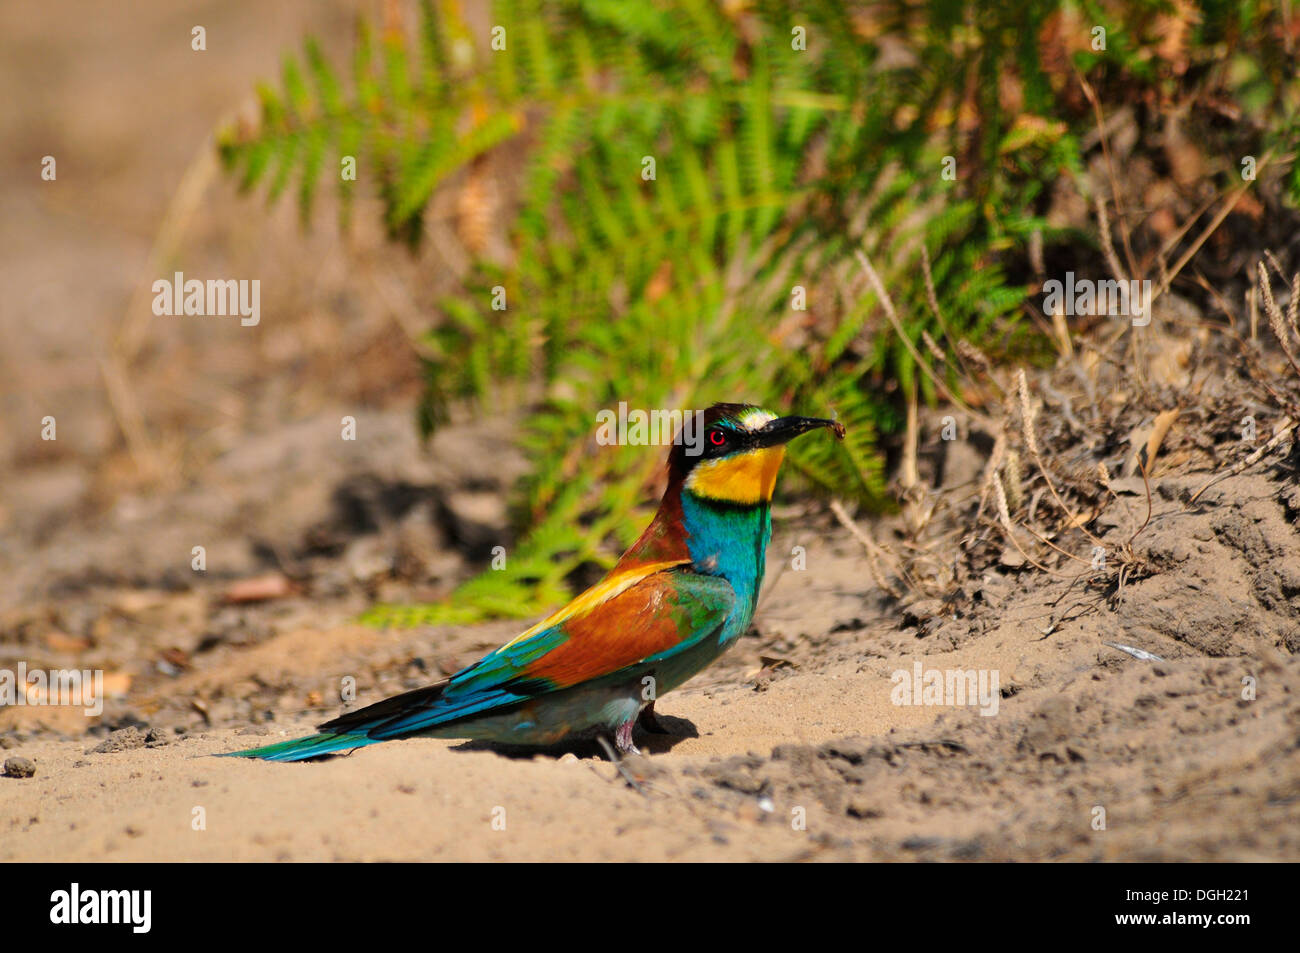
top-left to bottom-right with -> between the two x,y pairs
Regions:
89,726 -> 146,754
4,756 -> 36,778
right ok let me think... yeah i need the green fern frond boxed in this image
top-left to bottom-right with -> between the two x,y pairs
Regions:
219,0 -> 1300,625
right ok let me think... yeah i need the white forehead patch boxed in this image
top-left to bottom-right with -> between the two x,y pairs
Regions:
738,408 -> 777,430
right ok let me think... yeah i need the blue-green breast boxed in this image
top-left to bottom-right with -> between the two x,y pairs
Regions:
680,492 -> 772,645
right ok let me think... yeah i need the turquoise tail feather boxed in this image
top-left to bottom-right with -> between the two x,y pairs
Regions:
220,731 -> 376,762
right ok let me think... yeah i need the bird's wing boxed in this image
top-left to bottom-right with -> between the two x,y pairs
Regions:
462,563 -> 737,692
318,561 -> 735,740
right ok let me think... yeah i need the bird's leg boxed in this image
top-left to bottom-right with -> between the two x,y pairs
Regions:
614,717 -> 640,755
637,700 -> 672,734
595,734 -> 645,795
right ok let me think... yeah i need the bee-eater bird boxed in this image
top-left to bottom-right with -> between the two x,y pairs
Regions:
225,403 -> 843,762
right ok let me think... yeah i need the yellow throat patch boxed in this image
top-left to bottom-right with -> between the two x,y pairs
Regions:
685,446 -> 787,505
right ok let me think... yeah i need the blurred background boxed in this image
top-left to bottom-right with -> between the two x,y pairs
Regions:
2,1 -> 471,613
2,0 -> 1299,726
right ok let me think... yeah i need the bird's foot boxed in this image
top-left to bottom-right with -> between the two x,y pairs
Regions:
637,700 -> 672,735
614,718 -> 640,755
595,731 -> 646,795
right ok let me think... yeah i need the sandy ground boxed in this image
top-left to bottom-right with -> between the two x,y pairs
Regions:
4,459 -> 1299,862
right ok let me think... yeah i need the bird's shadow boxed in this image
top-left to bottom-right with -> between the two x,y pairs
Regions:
450,713 -> 700,760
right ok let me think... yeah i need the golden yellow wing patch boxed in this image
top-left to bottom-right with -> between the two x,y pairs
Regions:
498,559 -> 688,650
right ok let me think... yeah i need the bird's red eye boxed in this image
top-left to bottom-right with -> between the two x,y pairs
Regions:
709,430 -> 726,446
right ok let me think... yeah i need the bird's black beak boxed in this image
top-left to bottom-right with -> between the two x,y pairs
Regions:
752,415 -> 846,449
